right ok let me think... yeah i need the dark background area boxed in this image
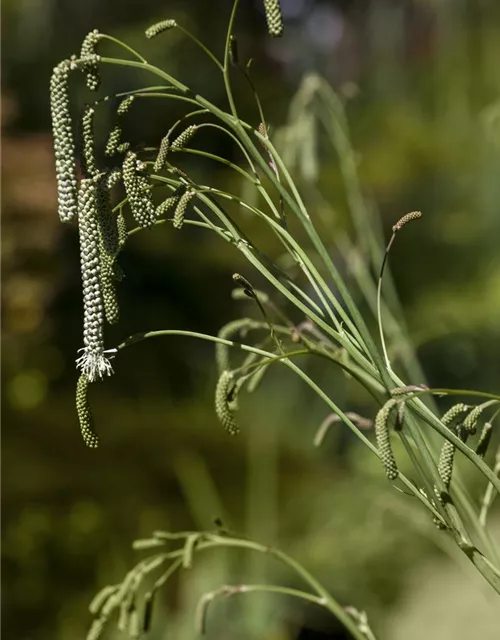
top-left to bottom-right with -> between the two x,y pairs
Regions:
2,1 -> 500,639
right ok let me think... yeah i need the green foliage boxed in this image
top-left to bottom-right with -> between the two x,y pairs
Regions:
45,1 -> 500,638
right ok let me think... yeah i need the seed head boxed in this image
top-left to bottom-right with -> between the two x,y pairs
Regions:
437,440 -> 456,491
80,30 -> 102,90
122,151 -> 156,228
215,370 -> 240,435
441,403 -> 469,426
95,180 -> 121,326
173,188 -> 195,229
171,125 -> 198,151
117,210 -> 128,248
117,95 -> 135,116
105,124 -> 123,157
263,0 -> 284,37
374,399 -> 399,480
76,374 -> 99,448
116,141 -> 131,154
155,195 -> 178,219
81,104 -> 98,178
106,168 -> 121,189
476,422 -> 492,458
75,178 -> 114,381
463,402 -> 494,436
392,211 -> 422,233
154,134 -> 170,172
50,60 -> 78,222
145,19 -> 177,39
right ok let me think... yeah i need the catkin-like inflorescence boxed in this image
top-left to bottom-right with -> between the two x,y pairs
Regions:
263,0 -> 284,37
463,402 -> 493,436
171,125 -> 198,150
117,210 -> 128,248
106,168 -> 121,189
96,180 -> 119,258
117,95 -> 135,115
155,195 -> 178,219
392,210 -> 422,233
75,178 -> 114,381
173,188 -> 194,229
76,374 -> 99,448
154,134 -> 170,172
215,371 -> 240,435
476,422 -> 492,458
117,142 -> 131,154
145,19 -> 177,38
441,403 -> 469,426
81,104 -> 98,178
374,399 -> 399,480
96,180 -> 120,321
80,30 -> 102,90
100,263 -> 120,324
50,60 -> 79,222
437,441 -> 456,490
436,405 -> 470,492
122,151 -> 156,227
105,124 -> 122,157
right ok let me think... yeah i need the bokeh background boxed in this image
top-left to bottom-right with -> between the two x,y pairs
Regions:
3,0 -> 500,639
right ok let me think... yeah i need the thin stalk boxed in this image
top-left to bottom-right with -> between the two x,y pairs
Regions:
222,0 -> 241,120
377,234 -> 396,371
175,24 -> 224,71
100,34 -> 148,63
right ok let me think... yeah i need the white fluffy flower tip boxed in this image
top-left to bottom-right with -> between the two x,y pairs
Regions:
76,348 -> 116,381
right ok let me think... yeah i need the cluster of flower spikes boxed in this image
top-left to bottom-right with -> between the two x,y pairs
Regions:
51,42 -> 139,445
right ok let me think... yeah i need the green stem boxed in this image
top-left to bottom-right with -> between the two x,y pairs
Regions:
176,24 -> 224,71
222,0 -> 241,119
100,34 -> 147,63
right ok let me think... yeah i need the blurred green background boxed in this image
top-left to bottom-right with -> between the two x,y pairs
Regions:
2,0 -> 500,638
